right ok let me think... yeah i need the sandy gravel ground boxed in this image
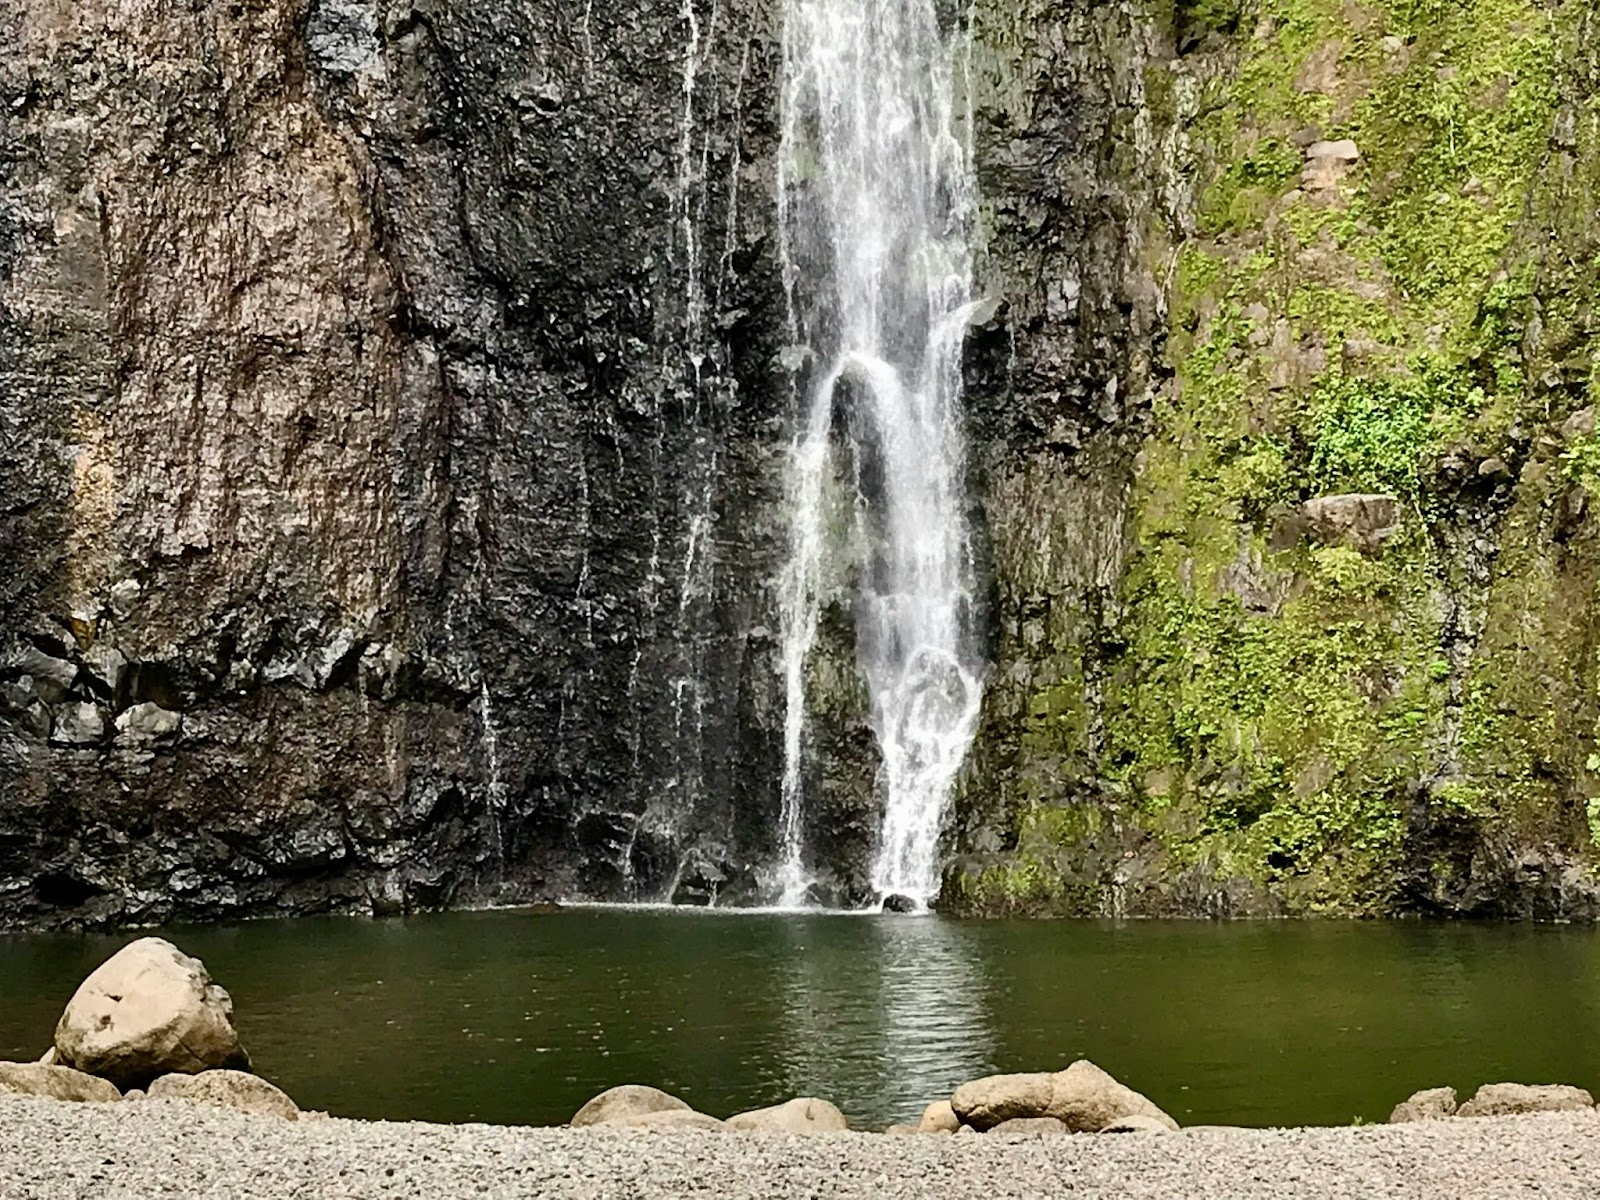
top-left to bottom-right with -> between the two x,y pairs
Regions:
2,1096 -> 1597,1199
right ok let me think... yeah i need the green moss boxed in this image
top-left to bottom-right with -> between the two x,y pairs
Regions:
948,803 -> 1111,915
979,0 -> 1600,916
1177,0 -> 1246,40
1199,138 -> 1305,235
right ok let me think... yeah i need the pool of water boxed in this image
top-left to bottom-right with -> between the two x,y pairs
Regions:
3,910 -> 1598,1129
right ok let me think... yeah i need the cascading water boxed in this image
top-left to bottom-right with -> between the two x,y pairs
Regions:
775,0 -> 983,907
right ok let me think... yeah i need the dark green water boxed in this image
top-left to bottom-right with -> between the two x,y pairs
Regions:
4,910 -> 1598,1130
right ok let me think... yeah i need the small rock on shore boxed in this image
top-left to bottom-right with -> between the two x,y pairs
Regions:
726,1097 -> 847,1134
951,1060 -> 1178,1133
1390,1087 -> 1458,1123
149,1070 -> 299,1121
571,1085 -> 693,1128
1457,1083 -> 1594,1118
0,1063 -> 121,1103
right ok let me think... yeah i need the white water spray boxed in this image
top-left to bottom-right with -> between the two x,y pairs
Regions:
775,0 -> 983,906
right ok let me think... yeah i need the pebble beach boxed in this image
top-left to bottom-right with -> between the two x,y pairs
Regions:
3,1096 -> 1598,1200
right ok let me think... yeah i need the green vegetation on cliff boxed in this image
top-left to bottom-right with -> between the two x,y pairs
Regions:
955,0 -> 1600,916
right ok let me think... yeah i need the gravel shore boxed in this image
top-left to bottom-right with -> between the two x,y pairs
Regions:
2,1096 -> 1597,1199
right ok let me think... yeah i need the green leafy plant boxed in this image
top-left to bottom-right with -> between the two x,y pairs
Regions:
1307,367 -> 1473,496
1561,435 -> 1600,493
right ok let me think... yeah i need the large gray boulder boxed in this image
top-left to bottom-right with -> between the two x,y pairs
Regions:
0,1062 -> 121,1102
1389,1086 -> 1458,1123
951,1060 -> 1177,1133
54,938 -> 250,1090
1457,1083 -> 1594,1118
148,1070 -> 298,1121
726,1097 -> 848,1134
570,1085 -> 692,1128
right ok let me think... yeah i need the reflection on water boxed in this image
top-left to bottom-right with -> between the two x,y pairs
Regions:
871,917 -> 993,1117
5,912 -> 1600,1129
773,916 -> 992,1121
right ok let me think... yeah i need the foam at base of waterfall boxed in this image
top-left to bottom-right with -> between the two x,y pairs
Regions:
868,645 -> 981,903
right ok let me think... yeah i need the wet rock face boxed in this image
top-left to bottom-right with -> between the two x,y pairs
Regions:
22,0 -> 1589,928
0,0 -> 795,927
0,0 -> 1175,927
944,0 -> 1600,920
949,0 -> 1177,895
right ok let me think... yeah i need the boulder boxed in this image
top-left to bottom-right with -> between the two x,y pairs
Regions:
726,1096 -> 848,1134
606,1110 -> 726,1131
570,1084 -> 692,1128
1303,494 -> 1399,554
1562,407 -> 1596,443
1100,1115 -> 1174,1134
1477,456 -> 1511,480
54,937 -> 251,1090
884,1123 -> 921,1135
951,1060 -> 1177,1133
1389,1086 -> 1458,1123
951,1072 -> 1054,1128
881,894 -> 918,913
919,1099 -> 960,1133
0,1062 -> 121,1103
115,702 -> 181,742
148,1070 -> 298,1120
1457,1083 -> 1594,1118
49,702 -> 105,746
988,1116 -> 1069,1136
1301,139 -> 1361,191
4,645 -> 78,704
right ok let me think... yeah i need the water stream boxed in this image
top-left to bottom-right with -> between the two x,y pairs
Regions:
775,0 -> 983,906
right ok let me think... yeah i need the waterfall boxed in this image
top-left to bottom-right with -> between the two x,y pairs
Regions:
479,678 -> 508,863
775,0 -> 983,906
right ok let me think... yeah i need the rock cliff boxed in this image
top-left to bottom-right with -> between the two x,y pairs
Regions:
948,0 -> 1600,918
3,0 -> 1599,926
1,0 -> 792,924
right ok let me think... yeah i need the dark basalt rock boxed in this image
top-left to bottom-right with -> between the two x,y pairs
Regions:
0,0 -> 802,928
